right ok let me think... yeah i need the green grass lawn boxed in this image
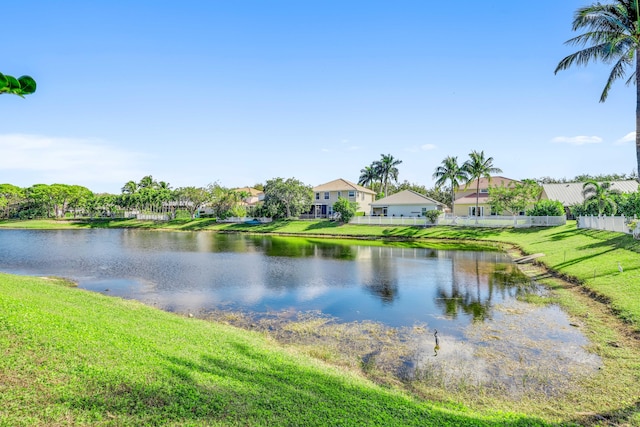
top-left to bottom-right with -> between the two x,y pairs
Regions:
2,218 -> 640,425
0,274 -> 552,426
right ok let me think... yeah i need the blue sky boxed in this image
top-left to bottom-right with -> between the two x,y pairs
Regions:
1,0 -> 636,193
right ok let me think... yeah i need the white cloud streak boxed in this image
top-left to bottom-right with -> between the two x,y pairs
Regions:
0,133 -> 148,189
615,131 -> 635,145
550,135 -> 602,145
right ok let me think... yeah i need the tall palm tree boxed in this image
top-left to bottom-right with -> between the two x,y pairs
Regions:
374,154 -> 402,197
358,165 -> 378,192
462,150 -> 503,217
555,0 -> 640,180
432,156 -> 468,218
582,180 -> 621,215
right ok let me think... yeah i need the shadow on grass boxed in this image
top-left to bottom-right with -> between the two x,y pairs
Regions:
569,400 -> 640,427
59,341 -> 553,426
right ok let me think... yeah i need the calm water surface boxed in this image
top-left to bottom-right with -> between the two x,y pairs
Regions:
0,228 -> 601,390
1,229 -> 527,332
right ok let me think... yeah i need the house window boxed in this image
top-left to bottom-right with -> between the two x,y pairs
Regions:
315,192 -> 320,200
480,189 -> 489,194
348,191 -> 355,198
324,192 -> 330,200
469,206 -> 484,216
421,207 -> 427,216
337,191 -> 341,198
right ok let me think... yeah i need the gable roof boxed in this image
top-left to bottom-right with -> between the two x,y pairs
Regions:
233,187 -> 263,196
542,180 -> 639,206
371,190 -> 444,207
459,176 -> 519,191
313,178 -> 376,194
453,192 -> 491,205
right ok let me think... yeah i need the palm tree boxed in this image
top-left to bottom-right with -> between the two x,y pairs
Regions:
374,154 -> 402,197
582,180 -> 621,215
462,150 -> 502,218
555,1 -> 640,180
432,156 -> 468,218
358,165 -> 379,192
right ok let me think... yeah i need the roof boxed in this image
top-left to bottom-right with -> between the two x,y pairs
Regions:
313,178 -> 376,194
461,176 -> 519,190
454,192 -> 490,205
371,190 -> 444,207
542,180 -> 639,206
233,187 -> 263,197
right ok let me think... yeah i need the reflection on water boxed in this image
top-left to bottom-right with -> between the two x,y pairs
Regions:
0,228 -> 601,392
0,229 -> 525,332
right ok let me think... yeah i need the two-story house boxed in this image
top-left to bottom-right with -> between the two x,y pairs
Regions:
310,178 -> 376,218
453,176 -> 519,217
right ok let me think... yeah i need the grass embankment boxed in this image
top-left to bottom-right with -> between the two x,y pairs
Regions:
3,218 -> 640,425
5,218 -> 639,330
0,274 -> 548,426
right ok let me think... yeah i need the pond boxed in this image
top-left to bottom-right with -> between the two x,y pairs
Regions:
0,229 -> 601,395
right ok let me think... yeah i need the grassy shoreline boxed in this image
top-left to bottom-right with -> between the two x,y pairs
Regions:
2,218 -> 640,425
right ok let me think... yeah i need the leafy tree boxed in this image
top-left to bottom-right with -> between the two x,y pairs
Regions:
175,186 -> 211,219
462,150 -> 503,217
333,197 -> 357,223
66,185 -> 94,218
488,180 -> 541,216
582,180 -> 621,215
527,200 -> 565,216
374,154 -> 402,197
358,164 -> 380,193
0,73 -> 36,97
432,156 -> 468,215
262,177 -> 312,219
208,185 -> 246,219
0,184 -> 25,219
555,0 -> 640,180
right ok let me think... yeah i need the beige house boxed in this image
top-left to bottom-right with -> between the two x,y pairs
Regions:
311,178 -> 376,218
370,190 -> 444,216
453,176 -> 519,217
234,187 -> 264,207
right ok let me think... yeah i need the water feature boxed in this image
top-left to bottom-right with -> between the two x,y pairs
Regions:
0,228 -> 601,394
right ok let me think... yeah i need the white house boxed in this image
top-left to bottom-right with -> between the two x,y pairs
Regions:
370,190 -> 445,217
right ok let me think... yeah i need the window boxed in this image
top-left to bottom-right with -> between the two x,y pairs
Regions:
315,192 -> 320,200
337,191 -> 341,198
480,189 -> 489,194
421,208 -> 427,216
324,192 -> 330,200
348,191 -> 355,198
469,206 -> 484,216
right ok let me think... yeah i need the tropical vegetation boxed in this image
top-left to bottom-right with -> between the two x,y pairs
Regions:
461,150 -> 503,217
555,0 -> 640,179
0,72 -> 36,97
432,155 -> 468,216
358,153 -> 403,197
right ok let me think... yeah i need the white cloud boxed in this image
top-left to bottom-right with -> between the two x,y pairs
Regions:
615,131 -> 635,145
550,135 -> 602,145
0,133 -> 148,190
405,143 -> 437,153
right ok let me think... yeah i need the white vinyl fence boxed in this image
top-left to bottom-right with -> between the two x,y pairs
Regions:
217,217 -> 273,224
350,215 -> 566,228
577,215 -> 635,235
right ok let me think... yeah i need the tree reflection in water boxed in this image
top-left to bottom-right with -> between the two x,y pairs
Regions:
435,255 -> 532,322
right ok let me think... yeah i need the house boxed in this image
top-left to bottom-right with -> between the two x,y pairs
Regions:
541,180 -> 639,217
453,176 -> 519,217
370,190 -> 445,217
233,187 -> 264,207
310,178 -> 376,218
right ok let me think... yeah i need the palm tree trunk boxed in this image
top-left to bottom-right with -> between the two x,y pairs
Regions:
636,48 -> 640,181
